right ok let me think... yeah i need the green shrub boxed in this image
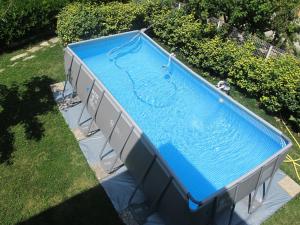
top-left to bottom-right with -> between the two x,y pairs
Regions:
98,2 -> 145,35
260,56 -> 300,117
149,9 -> 254,78
0,0 -> 129,47
149,8 -> 300,129
149,9 -> 218,51
228,53 -> 267,96
57,2 -> 146,45
229,54 -> 300,118
0,0 -> 71,46
184,37 -> 255,78
57,3 -> 101,44
150,9 -> 201,51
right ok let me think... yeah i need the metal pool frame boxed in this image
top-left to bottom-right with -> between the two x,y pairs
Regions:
64,30 -> 292,225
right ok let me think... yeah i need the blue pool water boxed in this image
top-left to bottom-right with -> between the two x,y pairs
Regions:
70,32 -> 287,206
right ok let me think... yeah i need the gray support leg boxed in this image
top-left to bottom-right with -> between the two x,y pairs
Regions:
211,198 -> 218,225
99,112 -> 122,160
149,177 -> 172,213
128,156 -> 157,206
62,71 -> 70,100
248,167 -> 264,213
262,156 -> 280,202
77,101 -> 88,125
248,193 -> 252,213
228,185 -> 239,225
77,80 -> 95,126
62,56 -> 74,100
107,126 -> 134,174
85,91 -> 105,136
228,203 -> 236,225
71,64 -> 82,98
262,182 -> 266,199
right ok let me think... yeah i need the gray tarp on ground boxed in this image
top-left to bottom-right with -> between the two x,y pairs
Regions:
53,84 -> 297,225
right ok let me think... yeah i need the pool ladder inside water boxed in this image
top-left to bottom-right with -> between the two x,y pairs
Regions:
162,53 -> 176,70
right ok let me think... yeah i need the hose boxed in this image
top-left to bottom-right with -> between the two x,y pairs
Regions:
107,26 -> 152,57
281,119 -> 300,181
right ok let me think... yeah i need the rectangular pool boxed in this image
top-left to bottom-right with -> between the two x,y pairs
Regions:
66,30 -> 292,224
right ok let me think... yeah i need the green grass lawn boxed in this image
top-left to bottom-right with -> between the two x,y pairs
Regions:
0,44 -> 123,225
0,40 -> 299,225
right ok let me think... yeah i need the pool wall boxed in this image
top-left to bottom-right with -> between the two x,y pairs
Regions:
64,30 -> 292,225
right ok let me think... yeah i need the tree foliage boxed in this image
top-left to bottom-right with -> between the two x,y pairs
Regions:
57,2 -> 146,44
149,7 -> 300,130
0,0 -> 72,46
186,0 -> 300,50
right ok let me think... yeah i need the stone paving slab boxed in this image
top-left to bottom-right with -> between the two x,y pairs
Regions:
49,37 -> 59,44
8,62 -> 18,67
278,175 -> 300,197
23,55 -> 36,61
40,41 -> 50,47
50,82 -> 64,93
10,53 -> 28,61
27,46 -> 42,53
91,164 -> 110,180
71,127 -> 87,141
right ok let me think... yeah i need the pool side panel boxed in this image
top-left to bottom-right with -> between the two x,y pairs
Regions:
64,31 -> 292,225
139,31 -> 293,204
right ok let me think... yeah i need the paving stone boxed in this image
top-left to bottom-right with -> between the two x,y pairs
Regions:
49,37 -> 59,44
71,127 -> 87,141
40,41 -> 50,47
50,82 -> 65,93
10,53 -> 28,61
23,55 -> 36,61
8,62 -> 18,67
278,175 -> 300,197
91,164 -> 109,180
27,46 -> 42,53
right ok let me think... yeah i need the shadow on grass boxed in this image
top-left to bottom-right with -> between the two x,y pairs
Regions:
17,185 -> 124,225
0,76 -> 56,164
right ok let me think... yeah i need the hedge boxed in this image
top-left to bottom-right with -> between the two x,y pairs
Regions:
0,0 -> 129,47
0,0 -> 73,46
57,2 -> 146,45
149,8 -> 300,130
229,54 -> 300,126
56,2 -> 300,130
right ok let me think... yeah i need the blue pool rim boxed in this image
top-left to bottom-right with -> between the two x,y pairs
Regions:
66,30 -> 292,208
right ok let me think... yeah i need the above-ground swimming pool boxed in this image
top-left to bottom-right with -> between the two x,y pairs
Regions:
65,30 -> 292,225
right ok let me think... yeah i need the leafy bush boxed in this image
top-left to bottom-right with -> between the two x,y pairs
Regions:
149,9 -> 253,78
229,54 -> 300,128
0,0 -> 72,46
185,0 -> 300,53
184,37 -> 256,78
56,3 -> 101,44
0,0 -> 129,47
149,8 -> 300,129
57,2 -> 146,44
150,9 -> 202,50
